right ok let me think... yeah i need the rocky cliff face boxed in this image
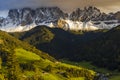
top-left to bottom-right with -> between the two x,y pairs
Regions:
0,7 -> 67,32
70,6 -> 116,21
7,7 -> 67,25
0,6 -> 119,32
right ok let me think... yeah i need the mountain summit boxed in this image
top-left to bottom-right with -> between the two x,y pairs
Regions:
0,6 -> 120,32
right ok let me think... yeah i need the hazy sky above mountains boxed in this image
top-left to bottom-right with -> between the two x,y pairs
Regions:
0,0 -> 120,17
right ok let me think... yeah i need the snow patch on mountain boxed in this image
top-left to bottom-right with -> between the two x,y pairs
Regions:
0,22 -> 55,32
94,20 -> 120,29
65,19 -> 98,30
58,19 -> 99,31
57,18 -> 120,31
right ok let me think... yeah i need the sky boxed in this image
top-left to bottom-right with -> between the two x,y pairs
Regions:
0,0 -> 120,17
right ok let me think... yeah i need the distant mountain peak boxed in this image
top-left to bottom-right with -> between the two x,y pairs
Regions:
0,6 -> 120,32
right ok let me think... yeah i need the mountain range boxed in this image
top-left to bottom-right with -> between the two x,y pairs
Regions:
0,6 -> 120,32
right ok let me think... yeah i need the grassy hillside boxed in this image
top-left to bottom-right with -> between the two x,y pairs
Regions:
13,25 -> 120,71
0,30 -> 55,61
10,25 -> 120,80
0,30 -> 97,80
10,26 -> 54,44
15,48 -> 41,63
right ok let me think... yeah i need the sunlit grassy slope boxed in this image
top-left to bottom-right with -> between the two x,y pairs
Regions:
69,77 -> 85,80
15,48 -> 41,63
14,48 -> 95,80
0,30 -> 96,80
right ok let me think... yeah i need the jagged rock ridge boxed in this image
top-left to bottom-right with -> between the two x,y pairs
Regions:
0,6 -> 120,32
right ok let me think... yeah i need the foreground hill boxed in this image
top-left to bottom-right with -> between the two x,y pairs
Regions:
0,30 -> 96,80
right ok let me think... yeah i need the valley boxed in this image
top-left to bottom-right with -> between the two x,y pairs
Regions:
0,4 -> 120,80
10,25 -> 120,80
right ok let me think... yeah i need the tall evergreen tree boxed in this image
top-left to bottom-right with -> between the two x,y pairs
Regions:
6,50 -> 21,80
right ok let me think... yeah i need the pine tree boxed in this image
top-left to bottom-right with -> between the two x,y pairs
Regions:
6,50 -> 21,80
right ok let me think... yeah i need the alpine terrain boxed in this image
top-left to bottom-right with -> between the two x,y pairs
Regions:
0,4 -> 120,80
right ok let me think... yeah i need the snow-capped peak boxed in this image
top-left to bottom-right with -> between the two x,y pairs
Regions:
0,6 -> 120,32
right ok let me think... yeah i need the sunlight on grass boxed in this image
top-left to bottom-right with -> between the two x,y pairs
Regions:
38,59 -> 54,69
61,60 -> 111,73
24,71 -> 35,77
56,62 -> 95,75
15,48 -> 41,63
41,73 -> 59,80
14,48 -> 96,80
69,77 -> 85,80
